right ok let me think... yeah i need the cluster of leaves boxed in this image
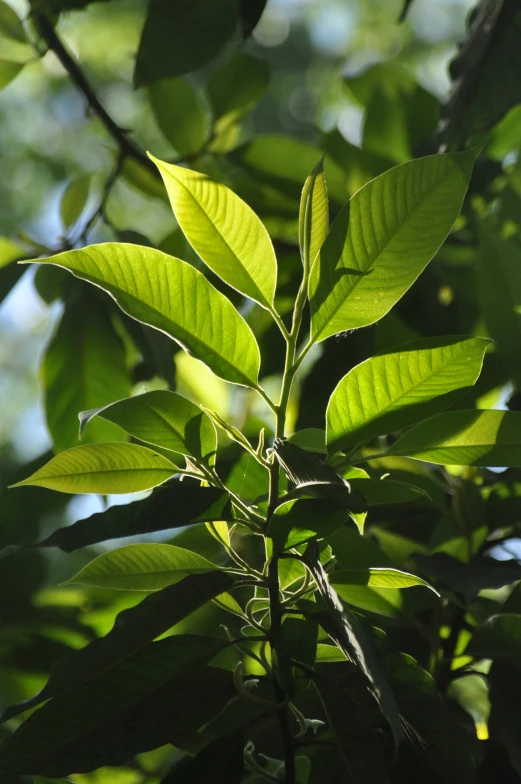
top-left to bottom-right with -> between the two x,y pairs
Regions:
4,1 -> 521,783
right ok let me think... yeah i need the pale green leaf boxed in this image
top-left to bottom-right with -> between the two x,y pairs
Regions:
29,243 -> 261,387
0,2 -> 26,43
80,390 -> 216,462
149,77 -> 210,156
386,410 -> 521,466
330,567 -> 439,594
0,59 -> 23,90
149,154 -> 277,309
65,543 -> 217,590
60,175 -> 91,229
309,148 -> 479,341
0,236 -> 23,268
11,443 -> 178,494
327,336 -> 490,453
299,157 -> 328,271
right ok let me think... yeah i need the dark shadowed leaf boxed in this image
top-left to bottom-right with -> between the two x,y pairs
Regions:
161,732 -> 244,783
414,553 -> 521,604
466,614 -> 521,663
149,77 -> 210,157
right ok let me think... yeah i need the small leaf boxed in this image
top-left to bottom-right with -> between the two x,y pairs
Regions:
0,59 -> 23,90
60,175 -> 90,229
149,77 -> 210,156
202,407 -> 255,456
0,1 -> 26,42
11,442 -> 178,494
149,154 -> 277,310
299,157 -> 328,272
309,148 -> 479,342
329,567 -> 439,594
0,571 -> 233,723
65,543 -> 218,590
29,243 -> 261,387
386,409 -> 521,466
80,390 -> 216,462
39,484 -> 231,551
327,336 -> 490,453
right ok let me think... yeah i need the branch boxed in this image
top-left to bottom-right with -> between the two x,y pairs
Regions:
34,12 -> 158,178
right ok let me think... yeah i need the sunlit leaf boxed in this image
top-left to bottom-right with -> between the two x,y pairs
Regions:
309,148 -> 479,341
149,154 -> 277,310
65,543 -> 219,591
386,409 -> 521,466
330,567 -> 439,594
0,59 -> 23,90
29,243 -> 261,387
80,390 -> 216,462
11,442 -> 178,494
327,336 -> 490,453
299,157 -> 328,272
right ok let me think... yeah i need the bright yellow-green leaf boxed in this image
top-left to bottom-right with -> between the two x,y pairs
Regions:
29,243 -> 261,388
0,236 -> 23,268
299,157 -> 328,272
80,390 -> 216,462
60,175 -> 91,230
327,336 -> 490,453
212,591 -> 245,618
11,443 -> 178,494
148,154 -> 277,309
386,410 -> 521,466
65,543 -> 217,590
309,148 -> 479,342
330,567 -> 439,594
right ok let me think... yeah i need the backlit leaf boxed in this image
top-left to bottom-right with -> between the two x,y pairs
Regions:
299,157 -> 328,272
11,442 -> 178,494
309,148 -> 479,341
330,567 -> 439,594
29,243 -> 261,387
149,77 -> 210,156
327,336 -> 490,453
0,1 -> 27,42
149,154 -> 277,310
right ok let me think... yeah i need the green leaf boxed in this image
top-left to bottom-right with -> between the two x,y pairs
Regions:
161,733 -> 244,783
489,662 -> 521,777
207,52 -> 269,119
414,553 -> 521,604
386,409 -> 521,466
42,293 -> 130,452
299,157 -> 328,272
11,442 -> 178,494
149,77 -> 210,156
347,475 -> 429,505
326,336 -> 490,453
309,148 -> 479,342
202,407 -> 255,457
65,543 -> 218,591
287,428 -> 327,454
0,636 -> 232,778
60,175 -> 90,229
303,542 -> 402,748
39,484 -> 231,551
30,243 -> 261,387
268,498 -> 347,553
134,0 -> 238,85
0,571 -> 233,723
149,154 -> 277,310
466,614 -> 521,663
80,390 -> 216,462
329,567 -> 439,594
0,58 -> 23,90
0,1 -> 27,42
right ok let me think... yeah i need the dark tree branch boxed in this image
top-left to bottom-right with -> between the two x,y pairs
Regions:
34,12 -> 158,178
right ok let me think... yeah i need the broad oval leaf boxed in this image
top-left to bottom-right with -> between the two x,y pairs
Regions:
30,243 -> 261,387
149,154 -> 277,309
65,543 -> 218,591
299,157 -> 328,272
149,77 -> 210,157
327,336 -> 490,453
60,175 -> 91,230
330,567 -> 439,594
80,390 -> 216,462
0,1 -> 27,43
309,147 -> 479,341
386,410 -> 521,467
268,498 -> 348,553
11,443 -> 178,494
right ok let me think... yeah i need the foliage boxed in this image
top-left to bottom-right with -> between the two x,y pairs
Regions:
3,1 -> 521,783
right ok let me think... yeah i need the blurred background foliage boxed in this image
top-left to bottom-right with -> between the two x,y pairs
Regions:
5,0 -> 521,781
